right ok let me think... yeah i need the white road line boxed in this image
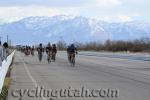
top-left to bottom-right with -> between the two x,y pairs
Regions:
19,54 -> 47,100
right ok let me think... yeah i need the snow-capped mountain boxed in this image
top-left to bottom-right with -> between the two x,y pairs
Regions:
0,15 -> 150,44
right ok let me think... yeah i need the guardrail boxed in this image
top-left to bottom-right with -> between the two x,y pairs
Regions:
0,51 -> 15,93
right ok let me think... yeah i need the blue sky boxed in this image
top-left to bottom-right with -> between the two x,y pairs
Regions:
0,0 -> 149,22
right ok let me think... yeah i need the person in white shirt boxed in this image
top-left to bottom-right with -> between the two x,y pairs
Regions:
3,42 -> 8,61
0,41 -> 3,66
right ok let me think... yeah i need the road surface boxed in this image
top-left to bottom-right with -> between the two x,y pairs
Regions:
8,51 -> 150,100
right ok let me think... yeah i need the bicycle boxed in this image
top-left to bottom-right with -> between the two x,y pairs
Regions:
70,53 -> 75,67
31,50 -> 34,56
47,52 -> 52,64
51,52 -> 56,62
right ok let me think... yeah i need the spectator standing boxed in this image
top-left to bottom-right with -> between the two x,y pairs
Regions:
0,41 -> 3,66
3,42 -> 8,61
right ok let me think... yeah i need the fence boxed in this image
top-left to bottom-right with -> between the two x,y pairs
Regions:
0,51 -> 15,94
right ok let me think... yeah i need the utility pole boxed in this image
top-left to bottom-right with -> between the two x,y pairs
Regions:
9,40 -> 11,46
7,35 -> 8,43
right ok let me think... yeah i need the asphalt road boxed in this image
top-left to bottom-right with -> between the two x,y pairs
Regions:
8,51 -> 150,100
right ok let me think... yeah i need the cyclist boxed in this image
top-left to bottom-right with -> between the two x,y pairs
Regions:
46,43 -> 52,63
67,45 -> 71,63
37,43 -> 43,62
25,46 -> 28,56
52,44 -> 57,62
31,46 -> 35,56
67,44 -> 77,66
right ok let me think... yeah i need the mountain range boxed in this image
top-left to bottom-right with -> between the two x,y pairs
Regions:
0,15 -> 150,45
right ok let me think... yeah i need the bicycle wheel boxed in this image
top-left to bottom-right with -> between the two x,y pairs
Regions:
38,54 -> 42,62
70,54 -> 75,67
72,57 -> 75,67
47,53 -> 51,63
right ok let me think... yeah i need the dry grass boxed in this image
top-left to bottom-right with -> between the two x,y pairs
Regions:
0,77 -> 12,100
0,54 -> 15,100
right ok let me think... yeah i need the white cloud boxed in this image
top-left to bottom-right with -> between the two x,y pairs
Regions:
118,15 -> 132,22
0,0 -> 122,7
0,6 -> 60,22
117,13 -> 141,22
94,13 -> 141,22
90,0 -> 121,7
0,0 -> 144,23
0,6 -> 81,22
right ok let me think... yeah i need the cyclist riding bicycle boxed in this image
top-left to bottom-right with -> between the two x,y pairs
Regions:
52,44 -> 57,62
25,46 -> 30,56
67,45 -> 71,62
31,46 -> 35,56
67,44 -> 77,66
46,43 -> 52,63
37,43 -> 44,62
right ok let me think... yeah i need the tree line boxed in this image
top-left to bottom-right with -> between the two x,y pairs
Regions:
57,38 -> 150,52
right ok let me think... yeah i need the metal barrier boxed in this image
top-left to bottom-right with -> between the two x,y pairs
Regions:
0,51 -> 15,93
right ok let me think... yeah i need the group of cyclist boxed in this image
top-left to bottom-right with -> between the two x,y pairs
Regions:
37,43 -> 57,63
21,43 -> 77,66
21,46 -> 35,56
